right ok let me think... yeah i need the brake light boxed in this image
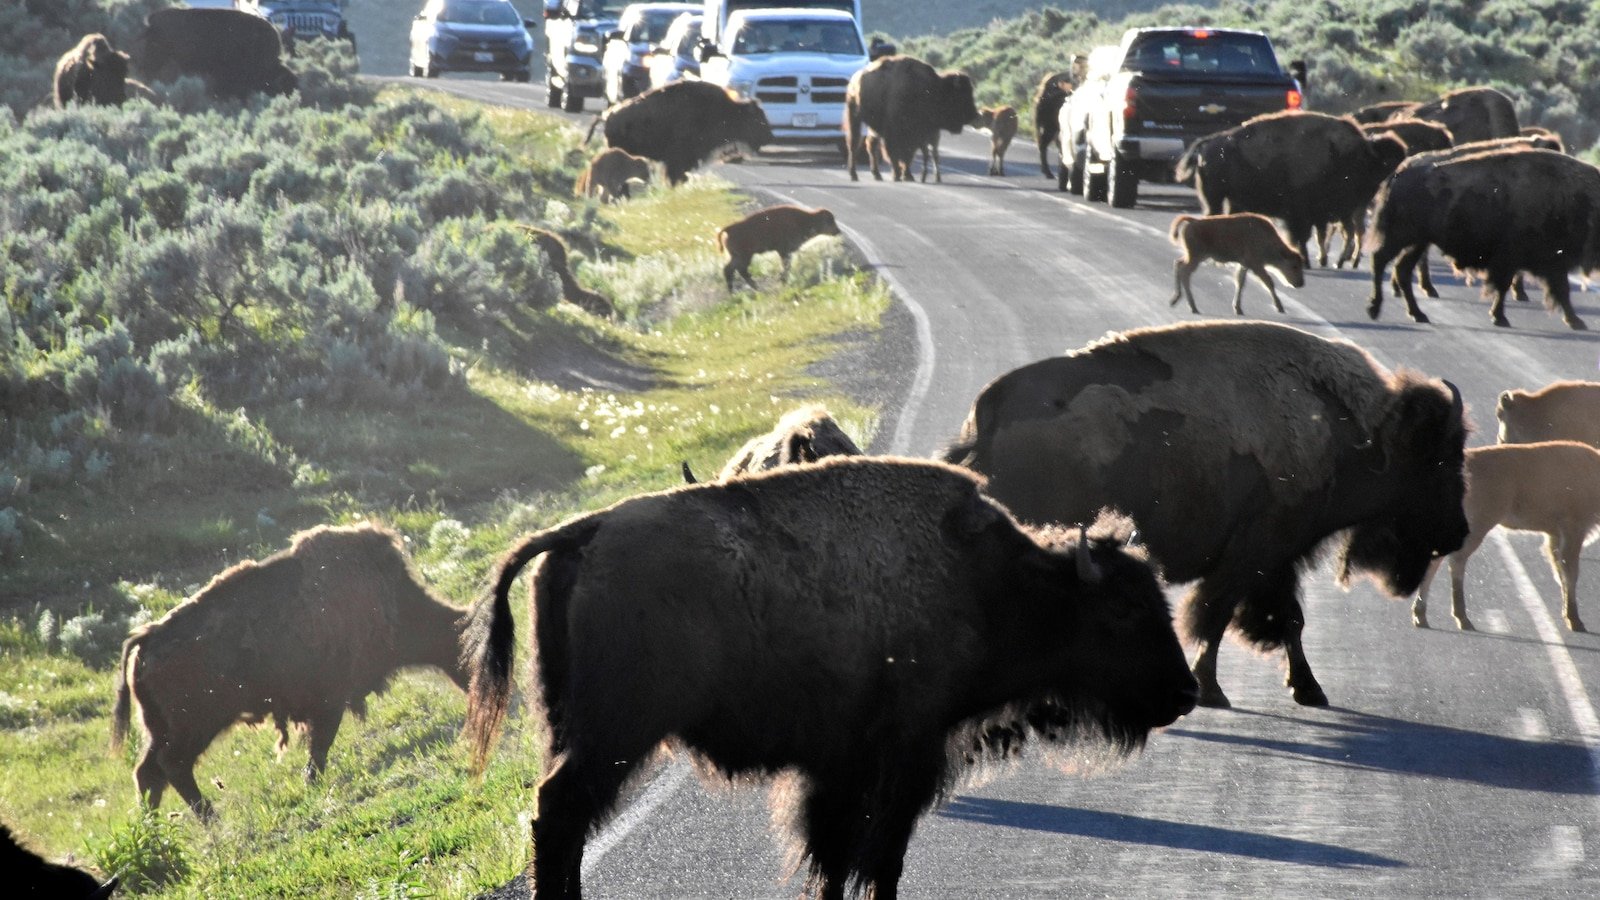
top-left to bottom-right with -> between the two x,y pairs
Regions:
1286,88 -> 1303,110
1123,86 -> 1137,122
1192,29 -> 1210,39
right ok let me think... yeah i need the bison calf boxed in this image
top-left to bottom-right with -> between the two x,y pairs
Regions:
111,523 -> 470,820
1497,381 -> 1600,447
54,33 -> 129,107
1169,213 -> 1306,316
1414,441 -> 1600,632
464,457 -> 1197,899
573,147 -> 651,204
717,204 -> 840,292
974,105 -> 1019,176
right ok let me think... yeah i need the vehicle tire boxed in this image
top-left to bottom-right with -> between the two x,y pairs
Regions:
409,62 -> 422,77
547,71 -> 563,108
562,89 -> 584,112
1085,161 -> 1108,203
424,60 -> 440,79
1066,144 -> 1086,195
1110,156 -> 1138,208
515,68 -> 531,83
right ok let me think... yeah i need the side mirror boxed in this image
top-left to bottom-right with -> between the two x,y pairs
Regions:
606,29 -> 623,42
1288,59 -> 1308,86
524,19 -> 537,28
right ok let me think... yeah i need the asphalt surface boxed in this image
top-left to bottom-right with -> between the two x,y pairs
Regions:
401,76 -> 1600,897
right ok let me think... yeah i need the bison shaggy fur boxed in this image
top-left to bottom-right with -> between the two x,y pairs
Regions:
134,8 -> 297,100
1498,381 -> 1600,448
717,403 -> 862,479
844,55 -> 978,183
2,823 -> 115,899
1404,86 -> 1519,146
111,523 -> 469,820
54,33 -> 129,108
716,204 -> 840,292
573,147 -> 651,204
943,320 -> 1470,708
1032,70 -> 1074,178
463,457 -> 1198,899
587,80 -> 772,187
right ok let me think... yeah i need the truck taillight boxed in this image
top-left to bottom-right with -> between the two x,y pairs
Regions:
1286,88 -> 1303,110
1123,86 -> 1137,121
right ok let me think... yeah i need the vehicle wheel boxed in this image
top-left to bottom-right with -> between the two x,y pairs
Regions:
1084,158 -> 1108,203
547,72 -> 563,108
516,68 -> 531,83
562,89 -> 584,112
1110,156 -> 1138,208
1066,145 -> 1086,195
409,62 -> 422,77
424,60 -> 441,78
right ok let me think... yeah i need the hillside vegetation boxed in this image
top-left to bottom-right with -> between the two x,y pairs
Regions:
899,1 -> 1600,154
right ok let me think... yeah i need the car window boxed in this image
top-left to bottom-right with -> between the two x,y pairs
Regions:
732,20 -> 860,56
1126,32 -> 1279,76
440,0 -> 522,24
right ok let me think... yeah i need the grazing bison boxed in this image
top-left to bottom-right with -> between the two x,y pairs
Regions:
1413,441 -> 1600,632
54,33 -> 129,107
463,457 -> 1198,899
942,320 -> 1469,708
974,105 -> 1019,176
717,403 -> 862,479
111,523 -> 470,820
1174,111 -> 1407,267
2,823 -> 116,899
1497,381 -> 1600,447
134,8 -> 297,100
1368,147 -> 1598,330
1032,70 -> 1074,178
1405,86 -> 1519,145
1168,213 -> 1305,316
521,226 -> 614,318
844,55 -> 978,183
716,204 -> 839,292
573,147 -> 651,204
585,81 -> 772,187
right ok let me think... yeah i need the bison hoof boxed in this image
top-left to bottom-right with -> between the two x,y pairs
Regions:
1568,617 -> 1587,633
1195,685 -> 1231,709
1423,287 -> 1440,299
1366,301 -> 1382,321
1454,616 -> 1476,632
1567,318 -> 1589,332
1291,682 -> 1329,707
1409,311 -> 1431,324
1412,609 -> 1430,629
1491,315 -> 1511,328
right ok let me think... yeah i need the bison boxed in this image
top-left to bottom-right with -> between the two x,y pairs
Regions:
111,523 -> 470,820
717,403 -> 862,479
463,457 -> 1198,899
54,33 -> 129,108
1413,441 -> 1600,633
716,204 -> 840,292
942,320 -> 1470,708
1168,213 -> 1305,316
2,823 -> 116,899
1350,99 -> 1419,125
573,147 -> 651,204
520,226 -> 614,318
134,8 -> 297,100
974,105 -> 1019,176
585,80 -> 772,187
1032,70 -> 1074,178
1368,147 -> 1598,330
844,55 -> 978,183
1497,381 -> 1600,447
1308,119 -> 1458,269
1404,86 -> 1519,146
1174,111 -> 1407,267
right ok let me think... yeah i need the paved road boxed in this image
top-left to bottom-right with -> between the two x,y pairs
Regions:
399,77 -> 1600,896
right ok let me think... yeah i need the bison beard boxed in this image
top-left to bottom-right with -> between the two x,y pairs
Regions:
463,457 -> 1196,899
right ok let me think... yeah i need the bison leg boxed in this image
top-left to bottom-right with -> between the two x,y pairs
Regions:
1541,269 -> 1587,331
134,746 -> 169,811
303,706 -> 345,783
1411,558 -> 1442,629
1170,258 -> 1200,314
1446,530 -> 1488,631
1391,246 -> 1431,324
1547,532 -> 1587,632
1368,243 -> 1396,320
928,142 -> 942,184
1229,564 -> 1327,706
1313,223 -> 1331,268
532,748 -> 641,899
1245,264 -> 1285,314
1337,218 -> 1363,269
779,252 -> 793,282
1038,135 -> 1053,178
1183,582 -> 1234,709
1513,273 -> 1531,303
156,740 -> 216,822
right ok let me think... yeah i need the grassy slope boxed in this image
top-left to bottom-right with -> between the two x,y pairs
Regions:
0,89 -> 891,896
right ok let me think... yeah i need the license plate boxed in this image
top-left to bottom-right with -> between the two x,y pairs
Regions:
474,51 -> 494,62
791,113 -> 817,128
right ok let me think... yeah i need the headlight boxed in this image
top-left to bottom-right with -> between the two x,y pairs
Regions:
728,80 -> 753,98
573,39 -> 600,54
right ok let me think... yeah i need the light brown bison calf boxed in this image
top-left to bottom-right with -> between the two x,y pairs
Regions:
1168,213 -> 1306,315
111,523 -> 469,820
717,204 -> 840,292
974,105 -> 1019,176
1414,441 -> 1600,632
573,147 -> 652,204
1497,381 -> 1600,447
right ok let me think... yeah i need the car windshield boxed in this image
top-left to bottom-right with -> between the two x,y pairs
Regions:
1126,32 -> 1281,76
670,21 -> 702,57
626,9 -> 685,43
440,0 -> 522,25
731,20 -> 862,56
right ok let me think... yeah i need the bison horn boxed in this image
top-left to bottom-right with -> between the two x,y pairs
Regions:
1076,525 -> 1102,585
1443,379 -> 1463,419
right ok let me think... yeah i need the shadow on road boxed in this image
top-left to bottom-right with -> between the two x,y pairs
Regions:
938,797 -> 1405,868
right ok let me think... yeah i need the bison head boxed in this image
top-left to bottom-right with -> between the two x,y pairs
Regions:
938,72 -> 978,135
1338,378 -> 1469,595
721,96 -> 774,156
87,42 -> 130,105
1365,132 -> 1409,177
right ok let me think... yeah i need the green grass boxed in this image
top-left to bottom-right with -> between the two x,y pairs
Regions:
0,92 -> 892,896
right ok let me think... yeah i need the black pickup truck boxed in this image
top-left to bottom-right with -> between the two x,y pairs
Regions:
1061,27 -> 1305,208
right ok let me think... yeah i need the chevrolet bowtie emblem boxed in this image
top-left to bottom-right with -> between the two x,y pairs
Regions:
1199,103 -> 1226,114
800,85 -> 811,94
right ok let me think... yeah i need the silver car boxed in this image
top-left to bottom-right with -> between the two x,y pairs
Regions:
601,2 -> 698,104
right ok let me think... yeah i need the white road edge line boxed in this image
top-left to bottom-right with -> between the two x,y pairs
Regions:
1490,530 -> 1600,798
581,762 -> 693,876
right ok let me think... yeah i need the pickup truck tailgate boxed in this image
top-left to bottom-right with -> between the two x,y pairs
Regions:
1129,77 -> 1295,142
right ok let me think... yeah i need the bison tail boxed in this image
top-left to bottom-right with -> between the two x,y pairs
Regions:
110,631 -> 144,750
940,413 -> 981,467
1169,215 -> 1197,244
583,113 -> 604,146
1173,139 -> 1205,184
462,517 -> 601,772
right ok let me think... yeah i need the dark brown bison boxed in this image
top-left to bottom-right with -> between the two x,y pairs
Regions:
1404,86 -> 1519,145
520,226 -> 614,318
1174,111 -> 1407,267
1497,381 -> 1600,447
133,8 -> 297,100
111,523 -> 470,820
54,33 -> 129,108
844,55 -> 978,183
1311,119 -> 1457,269
463,457 -> 1198,899
1350,99 -> 1419,124
942,320 -> 1469,708
2,823 -> 116,899
1369,147 -> 1598,330
717,403 -> 862,478
585,81 -> 772,187
716,204 -> 839,292
1032,70 -> 1074,178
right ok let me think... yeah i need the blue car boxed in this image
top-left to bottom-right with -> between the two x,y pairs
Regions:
410,0 -> 537,81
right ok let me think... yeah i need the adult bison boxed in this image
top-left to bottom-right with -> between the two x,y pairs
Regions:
844,54 -> 978,183
1404,86 -> 1518,145
463,457 -> 1198,899
1368,147 -> 1598,330
585,81 -> 772,187
133,8 -> 296,100
1032,70 -> 1074,178
53,33 -> 129,107
112,523 -> 470,820
1313,119 -> 1456,269
942,320 -> 1469,708
2,823 -> 116,899
1174,111 -> 1407,266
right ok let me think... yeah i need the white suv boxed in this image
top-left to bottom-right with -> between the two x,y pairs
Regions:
699,8 -> 868,145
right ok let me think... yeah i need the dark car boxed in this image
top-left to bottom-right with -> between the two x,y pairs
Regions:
410,0 -> 537,81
